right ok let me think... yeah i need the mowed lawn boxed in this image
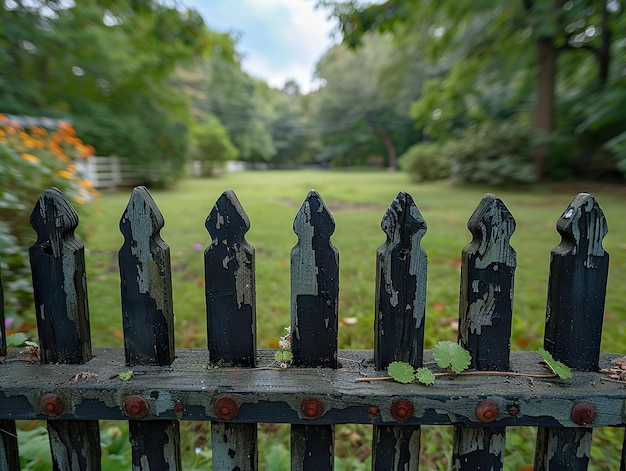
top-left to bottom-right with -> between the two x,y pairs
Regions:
19,170 -> 626,470
83,170 -> 626,356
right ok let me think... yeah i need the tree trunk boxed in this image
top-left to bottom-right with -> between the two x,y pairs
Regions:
532,37 -> 558,178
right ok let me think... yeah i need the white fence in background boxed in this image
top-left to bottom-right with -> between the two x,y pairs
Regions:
78,156 -> 144,189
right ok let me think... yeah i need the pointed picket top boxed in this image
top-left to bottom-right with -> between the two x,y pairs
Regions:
544,192 -> 609,371
291,190 -> 339,368
553,192 -> 608,266
29,188 -> 91,364
119,186 -> 174,366
206,189 -> 251,244
205,189 -> 256,367
458,194 -> 516,371
375,192 -> 427,370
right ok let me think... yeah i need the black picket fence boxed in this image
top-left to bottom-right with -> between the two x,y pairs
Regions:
0,186 -> 622,470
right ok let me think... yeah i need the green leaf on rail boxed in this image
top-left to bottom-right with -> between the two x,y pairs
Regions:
538,348 -> 572,380
6,333 -> 29,348
416,367 -> 436,386
433,340 -> 472,373
387,361 -> 416,384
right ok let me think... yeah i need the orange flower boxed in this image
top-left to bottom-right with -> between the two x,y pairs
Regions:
56,170 -> 73,179
21,153 -> 40,164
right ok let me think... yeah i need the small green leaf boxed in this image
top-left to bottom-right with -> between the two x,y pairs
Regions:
538,348 -> 572,380
387,361 -> 416,384
416,367 -> 436,386
274,351 -> 283,362
282,351 -> 293,362
118,370 -> 134,381
433,340 -> 471,373
6,333 -> 28,348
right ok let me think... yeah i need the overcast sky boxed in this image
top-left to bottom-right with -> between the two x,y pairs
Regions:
182,0 -> 340,93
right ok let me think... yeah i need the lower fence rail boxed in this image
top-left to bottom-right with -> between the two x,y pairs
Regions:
1,349 -> 626,469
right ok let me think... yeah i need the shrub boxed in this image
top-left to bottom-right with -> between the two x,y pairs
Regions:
0,114 -> 98,317
444,119 -> 540,185
399,142 -> 451,182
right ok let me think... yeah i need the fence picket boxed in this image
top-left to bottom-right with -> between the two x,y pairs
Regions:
452,194 -> 516,470
205,190 -> 258,469
29,188 -> 101,470
0,268 -> 5,356
119,186 -> 175,366
373,192 -> 425,469
375,191 -> 427,370
205,189 -> 256,367
534,193 -> 609,470
118,187 -> 182,470
290,190 -> 338,470
29,188 -> 92,364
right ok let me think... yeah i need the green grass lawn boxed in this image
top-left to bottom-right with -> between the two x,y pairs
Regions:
18,170 -> 626,470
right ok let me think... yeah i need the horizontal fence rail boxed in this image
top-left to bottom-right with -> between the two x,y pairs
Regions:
0,186 -> 622,470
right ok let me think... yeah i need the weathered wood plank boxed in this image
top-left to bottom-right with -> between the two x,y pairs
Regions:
375,191 -> 427,370
1,349 -> 624,427
458,193 -> 516,371
119,186 -> 175,366
291,425 -> 333,471
0,420 -> 19,471
452,194 -> 515,471
211,422 -> 257,470
373,192 -> 425,469
0,268 -> 6,356
29,188 -> 101,469
291,190 -> 338,368
129,420 -> 181,470
372,425 -> 420,470
205,189 -> 256,367
47,420 -> 101,471
29,188 -> 92,364
535,193 -> 609,471
543,193 -> 609,371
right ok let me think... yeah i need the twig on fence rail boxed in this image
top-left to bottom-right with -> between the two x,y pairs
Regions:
355,370 -> 559,383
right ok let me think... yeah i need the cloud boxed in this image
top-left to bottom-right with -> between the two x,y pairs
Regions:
184,0 -> 338,93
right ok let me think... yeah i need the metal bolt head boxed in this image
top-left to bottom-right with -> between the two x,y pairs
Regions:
123,395 -> 149,419
476,400 -> 499,423
369,406 -> 380,418
300,398 -> 324,419
571,402 -> 595,425
507,404 -> 520,417
41,393 -> 64,417
214,396 -> 239,420
391,399 -> 414,422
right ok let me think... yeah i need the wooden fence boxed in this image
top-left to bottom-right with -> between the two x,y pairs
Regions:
0,186 -> 621,470
77,156 -> 144,189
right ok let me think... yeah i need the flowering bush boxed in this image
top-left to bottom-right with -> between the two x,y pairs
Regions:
0,114 -> 98,317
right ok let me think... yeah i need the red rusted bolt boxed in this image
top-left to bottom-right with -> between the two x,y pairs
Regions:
41,393 -> 64,417
571,402 -> 595,425
507,405 -> 520,417
476,400 -> 499,423
391,399 -> 414,422
369,406 -> 380,418
214,396 -> 239,420
124,395 -> 149,419
300,398 -> 324,419
174,401 -> 184,415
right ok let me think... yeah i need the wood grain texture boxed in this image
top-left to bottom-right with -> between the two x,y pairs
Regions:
211,422 -> 257,470
119,186 -> 175,367
291,190 -> 338,368
29,188 -> 92,364
0,420 -> 19,471
375,191 -> 427,370
129,420 -> 181,471
372,425 -> 420,470
205,189 -> 256,367
47,420 -> 101,471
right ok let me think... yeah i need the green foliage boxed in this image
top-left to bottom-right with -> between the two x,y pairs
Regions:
188,116 -> 238,177
444,119 -> 540,185
538,348 -> 572,380
399,142 -> 450,182
0,116 -> 96,316
387,361 -> 416,384
432,340 -> 472,374
415,367 -> 436,386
